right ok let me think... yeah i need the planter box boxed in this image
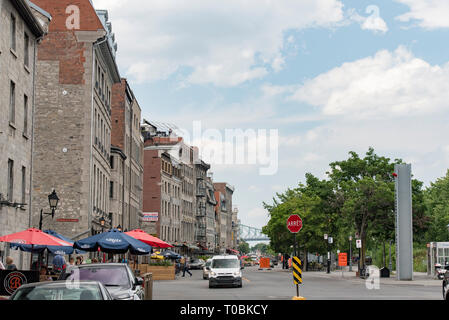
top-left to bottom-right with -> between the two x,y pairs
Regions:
144,265 -> 175,280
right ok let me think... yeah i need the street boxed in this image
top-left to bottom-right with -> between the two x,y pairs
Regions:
153,266 -> 443,300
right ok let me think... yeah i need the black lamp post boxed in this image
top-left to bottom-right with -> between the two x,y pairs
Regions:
349,235 -> 353,272
99,217 -> 106,232
39,190 -> 59,230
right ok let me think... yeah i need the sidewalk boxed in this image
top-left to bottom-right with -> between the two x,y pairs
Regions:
273,267 -> 442,287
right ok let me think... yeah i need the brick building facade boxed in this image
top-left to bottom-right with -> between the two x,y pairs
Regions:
110,78 -> 144,233
30,0 -> 121,239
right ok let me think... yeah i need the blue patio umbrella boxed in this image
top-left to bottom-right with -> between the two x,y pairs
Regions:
161,250 -> 181,260
73,229 -> 152,255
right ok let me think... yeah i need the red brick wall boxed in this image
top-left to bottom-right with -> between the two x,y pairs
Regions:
32,0 -> 104,32
37,32 -> 87,85
111,79 -> 126,149
143,149 -> 162,237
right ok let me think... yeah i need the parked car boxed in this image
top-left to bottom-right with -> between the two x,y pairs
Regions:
203,259 -> 212,280
59,263 -> 144,300
9,281 -> 113,300
189,259 -> 205,270
209,255 -> 243,288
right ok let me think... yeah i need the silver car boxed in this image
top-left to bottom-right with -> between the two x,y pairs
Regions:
9,281 -> 113,300
203,259 -> 212,280
60,263 -> 144,300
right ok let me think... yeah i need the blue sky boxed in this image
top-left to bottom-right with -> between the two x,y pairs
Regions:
94,0 -> 449,230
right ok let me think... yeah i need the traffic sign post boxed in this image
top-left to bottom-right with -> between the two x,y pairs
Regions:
287,215 -> 305,300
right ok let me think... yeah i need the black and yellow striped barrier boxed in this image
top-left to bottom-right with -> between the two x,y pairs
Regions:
292,257 -> 302,285
292,257 -> 306,300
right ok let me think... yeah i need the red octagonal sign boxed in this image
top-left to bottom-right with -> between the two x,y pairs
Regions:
287,215 -> 303,233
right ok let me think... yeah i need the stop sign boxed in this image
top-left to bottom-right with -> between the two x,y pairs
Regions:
287,215 -> 303,233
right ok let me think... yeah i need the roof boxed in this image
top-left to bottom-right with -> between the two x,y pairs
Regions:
212,255 -> 239,260
13,0 -> 45,37
16,280 -> 101,289
27,1 -> 52,20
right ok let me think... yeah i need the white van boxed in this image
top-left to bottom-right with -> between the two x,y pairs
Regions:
208,255 -> 243,288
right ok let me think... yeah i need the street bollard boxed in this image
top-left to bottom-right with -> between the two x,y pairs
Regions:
143,273 -> 153,300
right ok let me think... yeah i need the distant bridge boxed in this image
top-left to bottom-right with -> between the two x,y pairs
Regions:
239,224 -> 270,242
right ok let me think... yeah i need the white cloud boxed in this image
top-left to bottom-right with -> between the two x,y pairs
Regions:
291,46 -> 449,119
396,0 -> 449,29
93,0 -> 345,86
248,207 -> 268,219
349,6 -> 388,34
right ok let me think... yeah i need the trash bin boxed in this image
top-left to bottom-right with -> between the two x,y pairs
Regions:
380,267 -> 390,278
143,273 -> 153,300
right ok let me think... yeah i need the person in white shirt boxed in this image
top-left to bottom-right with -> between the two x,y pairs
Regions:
0,260 -> 5,270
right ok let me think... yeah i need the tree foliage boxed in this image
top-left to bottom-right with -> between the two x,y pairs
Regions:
262,147 -> 432,269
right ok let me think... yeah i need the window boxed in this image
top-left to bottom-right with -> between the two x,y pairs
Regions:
7,159 -> 14,202
110,155 -> 114,169
110,181 -> 114,199
10,14 -> 16,51
21,166 -> 26,204
24,33 -> 29,67
24,95 -> 28,135
9,81 -> 15,124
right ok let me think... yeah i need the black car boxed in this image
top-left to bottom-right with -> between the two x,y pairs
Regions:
59,263 -> 144,300
9,281 -> 113,300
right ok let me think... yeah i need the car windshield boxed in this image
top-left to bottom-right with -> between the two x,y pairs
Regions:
211,259 -> 240,269
66,267 -> 130,288
12,284 -> 102,300
205,261 -> 211,267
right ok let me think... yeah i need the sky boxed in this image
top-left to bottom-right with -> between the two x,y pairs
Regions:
93,0 -> 449,231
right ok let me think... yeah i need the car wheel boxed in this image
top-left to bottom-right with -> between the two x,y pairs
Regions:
209,283 -> 214,289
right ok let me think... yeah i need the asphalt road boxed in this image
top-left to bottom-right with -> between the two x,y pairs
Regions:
153,266 -> 443,300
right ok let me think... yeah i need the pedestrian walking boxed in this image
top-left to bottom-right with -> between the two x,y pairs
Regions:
68,257 -> 75,266
52,254 -> 66,273
5,257 -> 17,271
182,257 -> 192,277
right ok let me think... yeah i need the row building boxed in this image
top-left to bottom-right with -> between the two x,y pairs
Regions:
141,121 -> 239,255
0,0 -> 239,268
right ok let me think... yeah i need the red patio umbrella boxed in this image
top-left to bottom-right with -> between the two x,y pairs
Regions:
0,228 -> 72,269
125,229 -> 173,248
0,228 -> 72,246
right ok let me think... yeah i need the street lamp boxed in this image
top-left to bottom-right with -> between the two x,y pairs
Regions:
327,236 -> 333,274
39,190 -> 59,230
349,235 -> 353,272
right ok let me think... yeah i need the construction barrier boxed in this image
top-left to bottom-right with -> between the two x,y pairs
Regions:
259,258 -> 271,270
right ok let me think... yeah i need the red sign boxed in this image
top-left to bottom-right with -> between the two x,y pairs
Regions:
338,253 -> 348,267
287,215 -> 303,233
57,219 -> 79,223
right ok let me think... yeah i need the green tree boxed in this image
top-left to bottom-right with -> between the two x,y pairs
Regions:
424,170 -> 449,242
238,241 -> 250,255
327,148 -> 400,270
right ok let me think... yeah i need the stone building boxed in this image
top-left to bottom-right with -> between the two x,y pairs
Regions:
0,0 -> 45,269
141,124 -> 183,240
194,159 -> 210,250
194,159 -> 217,252
110,78 -> 144,233
204,174 -> 218,251
214,183 -> 235,253
30,0 -> 121,239
142,122 -> 197,248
